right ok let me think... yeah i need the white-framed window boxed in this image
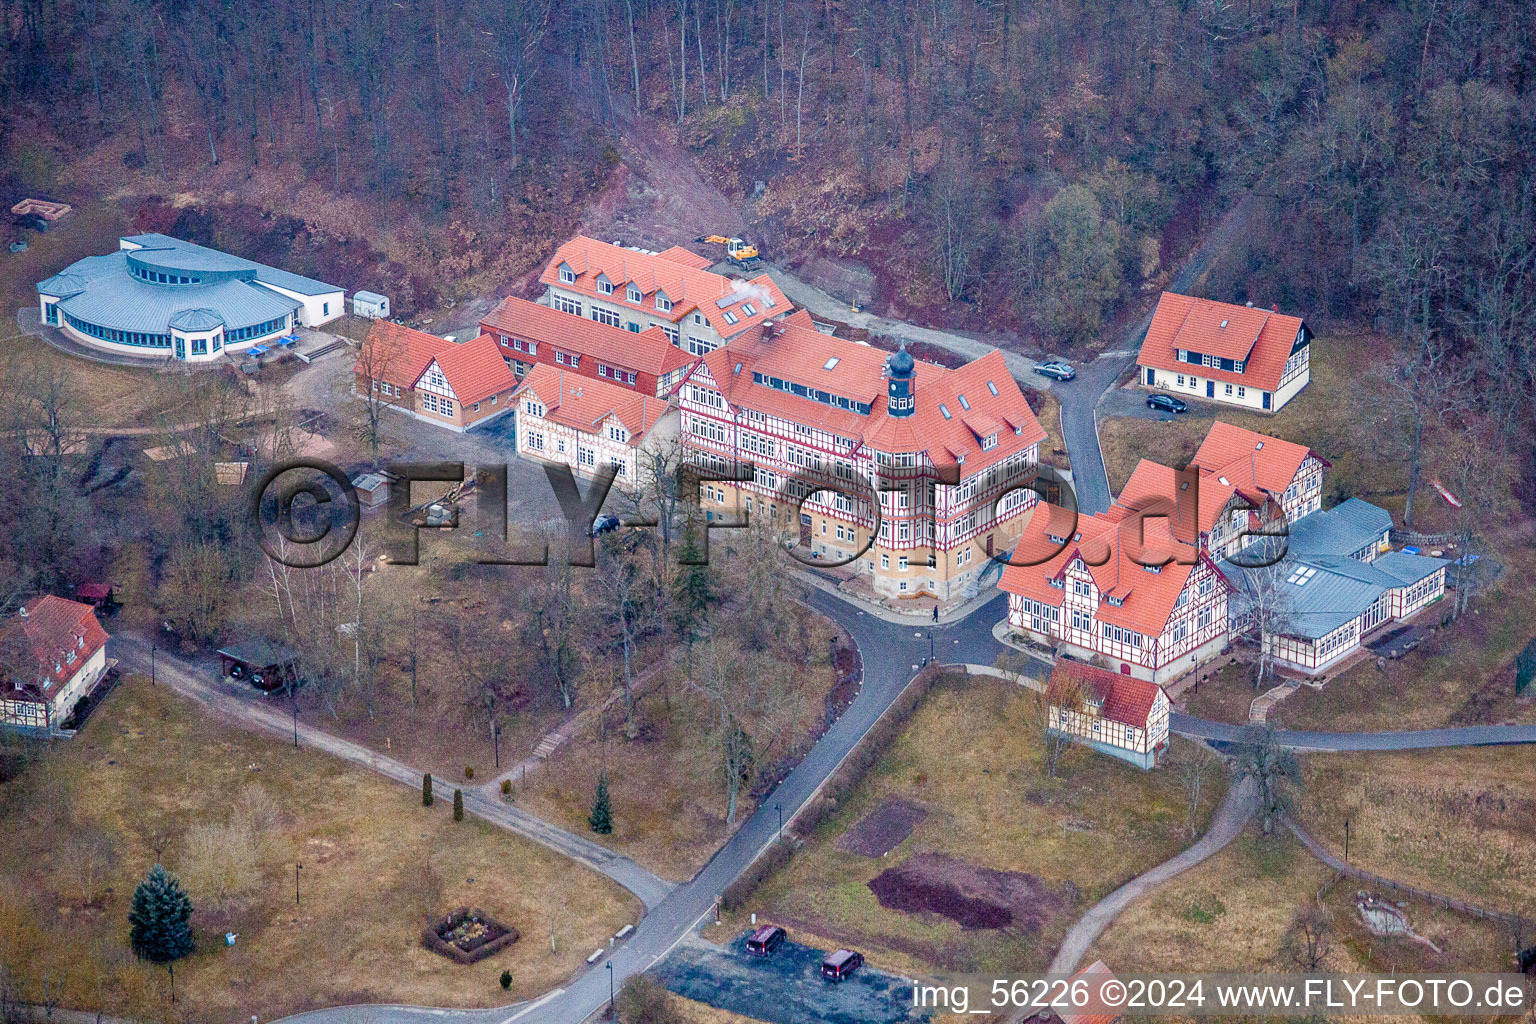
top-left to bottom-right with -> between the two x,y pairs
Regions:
1225,383 -> 1234,396
559,264 -> 576,284
579,447 -> 595,467
1237,386 -> 1246,398
880,554 -> 889,569
596,275 -> 614,295
552,294 -> 582,316
626,283 -> 642,303
656,293 -> 673,312
592,308 -> 621,328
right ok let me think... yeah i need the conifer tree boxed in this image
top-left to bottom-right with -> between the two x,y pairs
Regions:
588,774 -> 613,834
453,788 -> 464,821
128,865 -> 195,964
423,772 -> 433,806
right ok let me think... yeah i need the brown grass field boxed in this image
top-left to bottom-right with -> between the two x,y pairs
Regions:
714,674 -> 1227,976
1090,828 -> 1516,990
0,675 -> 637,1022
1295,747 -> 1536,912
514,615 -> 841,882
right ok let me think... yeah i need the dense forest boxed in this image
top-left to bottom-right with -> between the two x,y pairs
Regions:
1,0 -> 1534,482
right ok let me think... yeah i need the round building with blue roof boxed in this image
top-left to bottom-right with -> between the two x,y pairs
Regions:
36,234 -> 344,362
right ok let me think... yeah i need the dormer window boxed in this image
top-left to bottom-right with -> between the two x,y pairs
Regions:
1143,564 -> 1162,574
596,274 -> 614,295
1048,577 -> 1065,588
1106,596 -> 1125,607
982,433 -> 998,450
558,263 -> 576,284
656,292 -> 673,312
626,283 -> 642,303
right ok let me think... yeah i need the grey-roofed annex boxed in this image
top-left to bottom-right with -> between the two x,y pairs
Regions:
36,234 -> 344,363
1224,498 -> 1446,640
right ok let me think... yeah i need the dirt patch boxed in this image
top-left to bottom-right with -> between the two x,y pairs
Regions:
868,854 -> 1067,934
837,800 -> 927,858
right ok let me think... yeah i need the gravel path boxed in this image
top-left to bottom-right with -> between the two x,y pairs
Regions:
1047,775 -> 1259,975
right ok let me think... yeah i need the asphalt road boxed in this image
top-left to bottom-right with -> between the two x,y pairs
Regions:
1169,712 -> 1536,751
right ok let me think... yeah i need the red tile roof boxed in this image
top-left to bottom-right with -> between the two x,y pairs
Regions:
1048,661 -> 1164,730
695,319 -> 1046,475
356,322 -> 516,406
1116,459 -> 1228,543
480,296 -> 694,380
355,320 -> 443,391
538,235 -> 790,338
1192,421 -> 1320,500
429,333 -> 519,406
0,596 -> 109,699
1138,292 -> 1306,391
998,502 -> 1211,637
516,364 -> 668,443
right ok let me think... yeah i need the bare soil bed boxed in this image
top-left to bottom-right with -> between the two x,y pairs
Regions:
836,799 -> 927,858
867,853 -> 1066,934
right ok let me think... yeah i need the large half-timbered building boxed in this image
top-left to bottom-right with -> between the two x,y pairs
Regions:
678,314 -> 1047,601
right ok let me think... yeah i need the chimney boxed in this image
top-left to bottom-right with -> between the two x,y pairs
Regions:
1245,300 -> 1254,307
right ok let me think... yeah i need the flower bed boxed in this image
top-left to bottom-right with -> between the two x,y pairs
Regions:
420,907 -> 519,964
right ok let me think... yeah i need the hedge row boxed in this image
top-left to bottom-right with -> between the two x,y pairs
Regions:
720,664 -> 948,912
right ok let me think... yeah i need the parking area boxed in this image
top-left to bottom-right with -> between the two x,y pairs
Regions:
651,932 -> 930,1024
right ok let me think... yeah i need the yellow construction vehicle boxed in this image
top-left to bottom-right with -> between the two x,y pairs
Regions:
695,235 -> 762,269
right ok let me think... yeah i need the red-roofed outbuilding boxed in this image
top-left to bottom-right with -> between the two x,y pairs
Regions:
1046,661 -> 1170,769
0,596 -> 112,732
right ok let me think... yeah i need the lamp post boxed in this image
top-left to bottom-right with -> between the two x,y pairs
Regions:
295,862 -> 302,906
928,628 -> 934,664
606,961 -> 614,1014
494,724 -> 501,770
1344,819 -> 1350,863
291,686 -> 299,749
775,802 -> 783,843
151,644 -> 156,686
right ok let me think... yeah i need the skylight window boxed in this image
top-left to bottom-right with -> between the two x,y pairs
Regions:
741,302 -> 757,316
1255,441 -> 1264,450
723,310 -> 739,325
823,356 -> 840,370
1219,319 -> 1229,328
1286,565 -> 1317,586
939,403 -> 951,419
986,380 -> 999,396
958,394 -> 971,410
1218,476 -> 1230,486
